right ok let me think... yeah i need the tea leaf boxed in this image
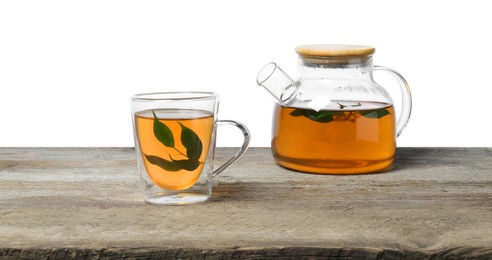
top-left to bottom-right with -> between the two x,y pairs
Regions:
144,154 -> 181,171
290,109 -> 343,123
290,109 -> 320,120
291,107 -> 390,122
144,114 -> 204,173
360,109 -> 390,118
178,122 -> 203,162
170,155 -> 201,171
152,111 -> 174,148
290,109 -> 305,117
314,114 -> 335,123
314,111 -> 344,121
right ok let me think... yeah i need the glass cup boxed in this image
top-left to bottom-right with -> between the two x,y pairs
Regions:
131,92 -> 250,205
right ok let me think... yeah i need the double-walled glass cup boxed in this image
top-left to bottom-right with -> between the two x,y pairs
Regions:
132,92 -> 250,205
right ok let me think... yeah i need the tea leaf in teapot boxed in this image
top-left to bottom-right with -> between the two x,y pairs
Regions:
152,111 -> 174,148
290,109 -> 343,123
178,122 -> 203,162
144,154 -> 182,172
290,109 -> 309,117
360,109 -> 391,118
290,109 -> 321,120
314,111 -> 344,122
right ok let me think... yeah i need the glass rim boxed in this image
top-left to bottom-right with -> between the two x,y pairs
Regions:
132,91 -> 218,101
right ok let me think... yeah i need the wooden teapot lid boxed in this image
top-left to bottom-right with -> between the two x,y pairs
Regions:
295,44 -> 375,58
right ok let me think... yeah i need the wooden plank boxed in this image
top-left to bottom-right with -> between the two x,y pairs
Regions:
0,147 -> 491,259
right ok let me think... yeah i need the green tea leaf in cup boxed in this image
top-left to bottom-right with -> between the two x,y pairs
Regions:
144,154 -> 182,172
152,110 -> 174,148
170,155 -> 201,171
178,122 -> 203,162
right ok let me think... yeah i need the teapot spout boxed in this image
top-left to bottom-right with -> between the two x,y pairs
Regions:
257,62 -> 299,105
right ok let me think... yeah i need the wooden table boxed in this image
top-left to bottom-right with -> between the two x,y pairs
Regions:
0,148 -> 491,259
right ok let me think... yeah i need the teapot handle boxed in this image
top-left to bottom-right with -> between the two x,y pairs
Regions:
373,66 -> 412,137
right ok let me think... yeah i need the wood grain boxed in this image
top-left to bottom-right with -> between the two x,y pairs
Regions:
0,147 -> 491,259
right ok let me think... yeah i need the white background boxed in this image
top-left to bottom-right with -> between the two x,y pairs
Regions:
1,0 -> 491,147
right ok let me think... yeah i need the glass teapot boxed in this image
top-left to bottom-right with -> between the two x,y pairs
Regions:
256,44 -> 412,174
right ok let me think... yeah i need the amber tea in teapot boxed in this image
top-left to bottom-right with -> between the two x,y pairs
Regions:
273,102 -> 395,174
257,45 -> 411,174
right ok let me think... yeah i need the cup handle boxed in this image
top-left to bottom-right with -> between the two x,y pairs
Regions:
211,120 -> 251,178
374,65 -> 413,137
